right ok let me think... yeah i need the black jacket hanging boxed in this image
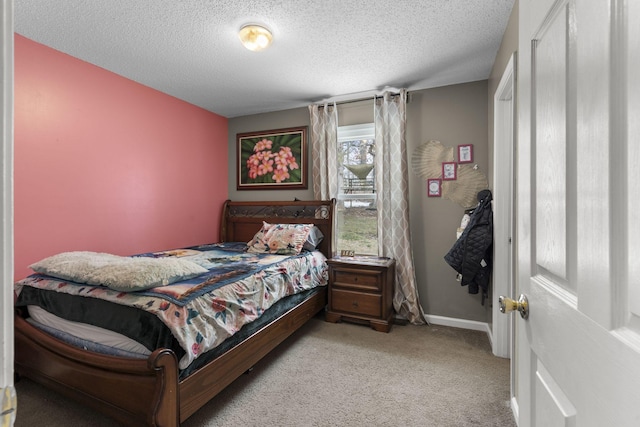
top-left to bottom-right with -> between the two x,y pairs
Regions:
444,189 -> 493,299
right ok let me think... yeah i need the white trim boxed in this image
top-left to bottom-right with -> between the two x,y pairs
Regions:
1,0 -> 14,395
425,314 -> 491,335
511,396 -> 520,426
492,52 -> 517,359
337,123 -> 375,142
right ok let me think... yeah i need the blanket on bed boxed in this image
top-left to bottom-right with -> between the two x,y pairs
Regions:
15,242 -> 328,369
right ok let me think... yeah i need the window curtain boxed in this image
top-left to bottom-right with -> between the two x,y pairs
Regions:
308,103 -> 339,200
374,90 -> 426,325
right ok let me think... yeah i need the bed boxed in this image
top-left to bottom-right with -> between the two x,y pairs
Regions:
13,199 -> 335,427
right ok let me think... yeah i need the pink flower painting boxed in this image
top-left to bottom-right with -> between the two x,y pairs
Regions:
237,127 -> 307,190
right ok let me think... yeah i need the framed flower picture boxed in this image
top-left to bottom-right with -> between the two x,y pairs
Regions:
237,126 -> 308,190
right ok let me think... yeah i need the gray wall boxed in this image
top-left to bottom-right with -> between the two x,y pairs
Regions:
227,106 -> 311,202
228,81 -> 491,323
407,82 -> 489,321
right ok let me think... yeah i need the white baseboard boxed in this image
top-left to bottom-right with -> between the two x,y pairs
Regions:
425,314 -> 491,335
511,396 -> 520,426
1,386 -> 17,426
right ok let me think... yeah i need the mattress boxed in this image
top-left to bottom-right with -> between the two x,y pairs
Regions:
15,242 -> 328,369
24,287 -> 324,379
27,304 -> 151,356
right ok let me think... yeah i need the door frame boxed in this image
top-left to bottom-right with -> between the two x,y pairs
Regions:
492,52 -> 517,362
1,0 -> 15,418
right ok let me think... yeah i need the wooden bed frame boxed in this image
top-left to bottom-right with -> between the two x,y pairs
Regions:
14,199 -> 335,426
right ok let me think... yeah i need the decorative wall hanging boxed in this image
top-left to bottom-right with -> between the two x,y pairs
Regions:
441,164 -> 488,209
411,140 -> 454,179
237,126 -> 308,190
412,140 -> 488,209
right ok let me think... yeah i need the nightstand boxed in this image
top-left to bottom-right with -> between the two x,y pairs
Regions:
325,256 -> 395,332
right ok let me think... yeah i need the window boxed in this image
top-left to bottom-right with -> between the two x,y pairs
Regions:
336,123 -> 377,255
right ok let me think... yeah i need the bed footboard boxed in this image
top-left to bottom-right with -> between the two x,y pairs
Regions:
14,314 -> 180,427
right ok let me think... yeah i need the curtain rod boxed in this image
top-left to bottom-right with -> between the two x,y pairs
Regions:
315,91 -> 409,107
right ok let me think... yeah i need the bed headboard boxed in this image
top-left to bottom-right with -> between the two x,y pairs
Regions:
220,199 -> 336,258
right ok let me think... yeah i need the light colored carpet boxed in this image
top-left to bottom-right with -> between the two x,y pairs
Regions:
14,316 -> 516,426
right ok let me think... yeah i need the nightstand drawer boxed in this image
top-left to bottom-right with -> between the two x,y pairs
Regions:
331,289 -> 381,317
333,270 -> 381,291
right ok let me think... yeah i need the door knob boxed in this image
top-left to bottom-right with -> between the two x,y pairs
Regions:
499,294 -> 529,319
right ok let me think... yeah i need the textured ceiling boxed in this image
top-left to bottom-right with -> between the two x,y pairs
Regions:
15,0 -> 514,118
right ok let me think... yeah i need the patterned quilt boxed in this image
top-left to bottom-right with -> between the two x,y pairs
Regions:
15,242 -> 328,369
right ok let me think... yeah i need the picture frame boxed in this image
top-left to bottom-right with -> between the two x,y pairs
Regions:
427,179 -> 441,197
237,126 -> 308,190
442,162 -> 457,180
457,144 -> 473,164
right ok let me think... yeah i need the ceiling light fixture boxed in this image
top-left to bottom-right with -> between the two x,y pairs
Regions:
239,24 -> 273,52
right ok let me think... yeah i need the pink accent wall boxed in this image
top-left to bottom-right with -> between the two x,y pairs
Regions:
14,35 -> 229,280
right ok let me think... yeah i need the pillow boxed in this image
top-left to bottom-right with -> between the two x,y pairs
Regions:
30,251 -> 208,292
246,222 -> 313,255
30,251 -> 123,282
303,226 -> 324,251
247,224 -> 267,248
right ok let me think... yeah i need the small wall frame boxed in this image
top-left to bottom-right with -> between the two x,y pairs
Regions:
427,179 -> 441,197
457,144 -> 473,164
442,162 -> 457,180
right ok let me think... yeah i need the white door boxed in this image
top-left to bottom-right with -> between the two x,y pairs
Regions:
515,0 -> 640,426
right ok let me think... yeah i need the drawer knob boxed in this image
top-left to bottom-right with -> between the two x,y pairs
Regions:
352,301 -> 359,307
